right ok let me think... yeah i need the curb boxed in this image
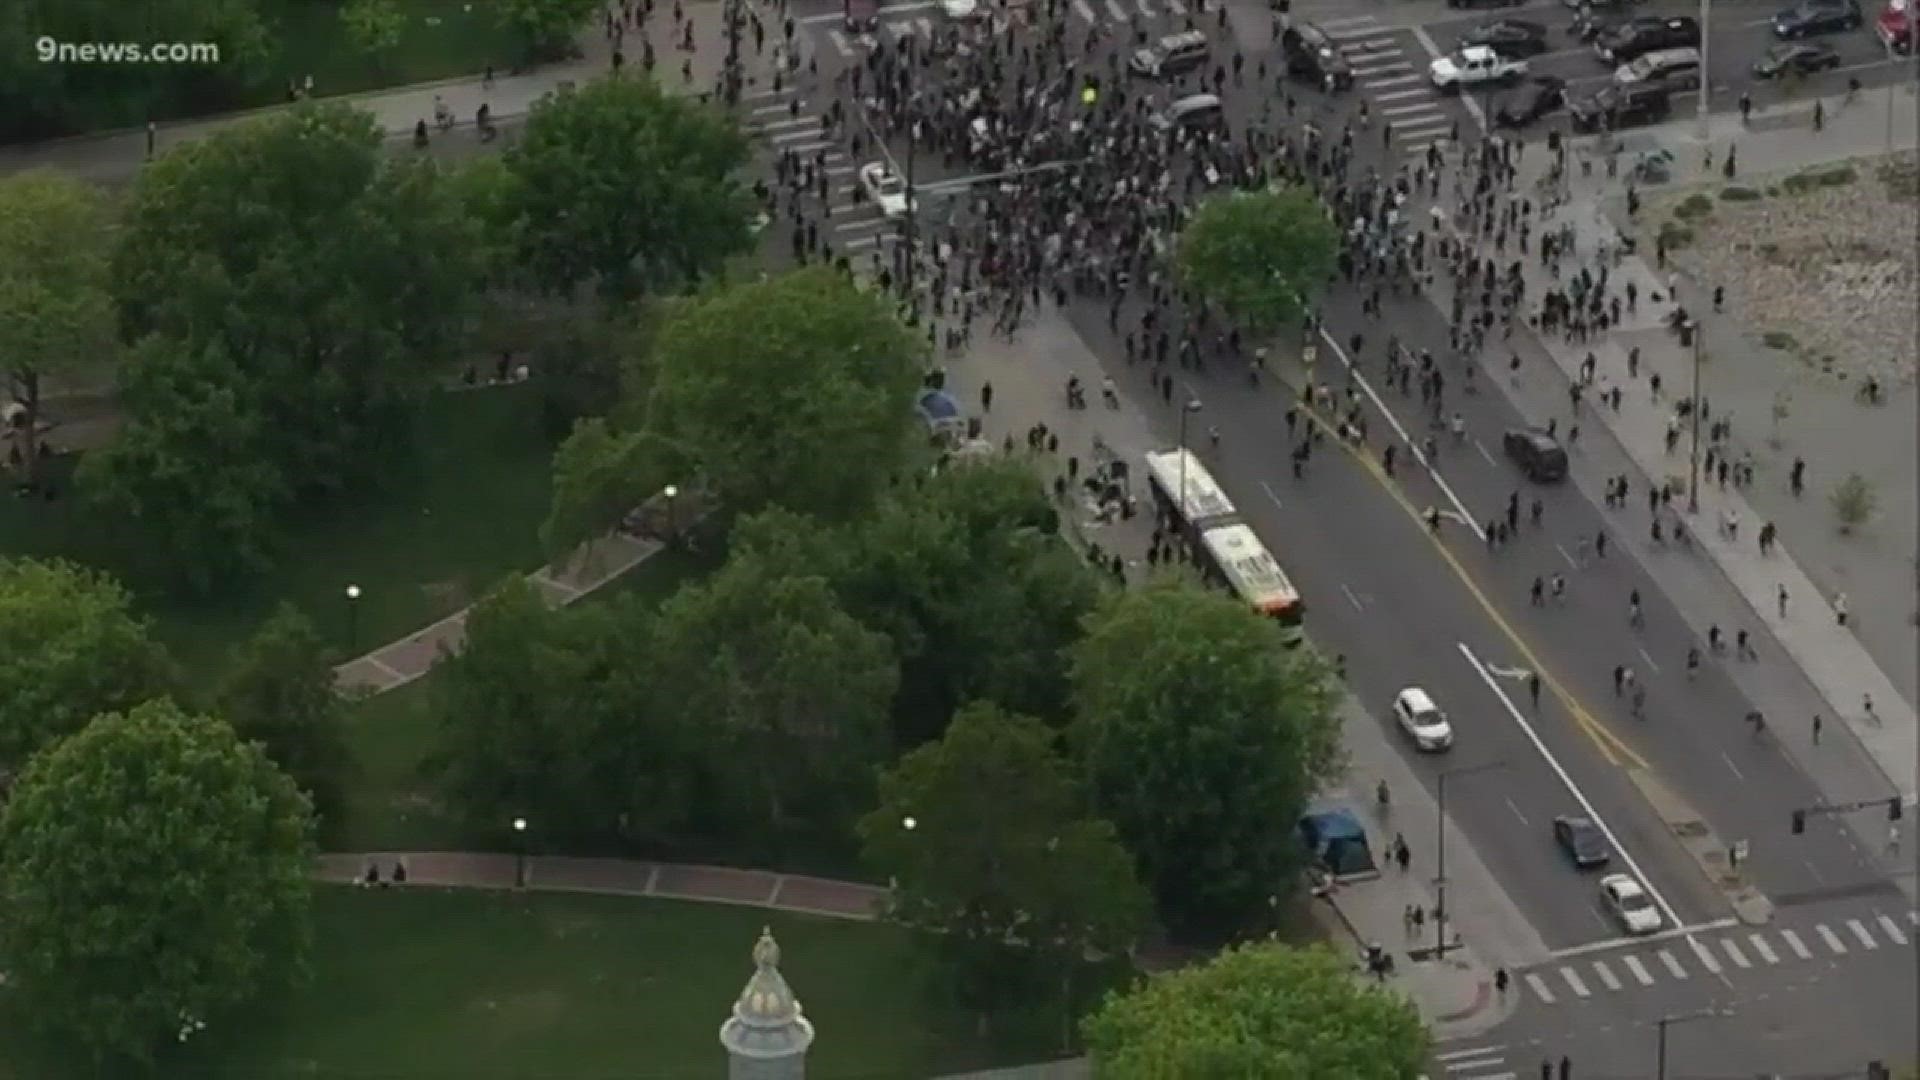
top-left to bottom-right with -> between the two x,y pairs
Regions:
1435,978 -> 1492,1024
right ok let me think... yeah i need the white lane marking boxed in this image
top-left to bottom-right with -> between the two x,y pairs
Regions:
1410,25 -> 1486,131
1376,87 -> 1433,101
1164,0 -> 1186,14
1354,61 -> 1416,75
1340,36 -> 1402,52
1341,583 -> 1365,611
1319,13 -> 1383,31
1475,439 -> 1498,466
1556,543 -> 1579,569
1460,644 -> 1682,930
802,0 -> 936,22
1436,1044 -> 1507,1062
1659,949 -> 1689,979
827,29 -> 856,56
1526,972 -> 1557,1004
1104,0 -> 1128,20
1560,966 -> 1591,998
1689,937 -> 1724,975
1384,103 -> 1446,119
1390,119 -> 1456,138
1548,918 -> 1738,960
1505,796 -> 1530,826
1637,647 -> 1662,674
1877,913 -> 1909,946
1623,954 -> 1655,985
1748,934 -> 1779,965
1322,332 -> 1485,541
1259,480 -> 1284,509
1072,0 -> 1097,21
1781,928 -> 1814,960
841,235 -> 879,251
1401,140 -> 1438,156
754,102 -> 797,115
1720,938 -> 1752,969
1591,960 -> 1623,991
1720,751 -> 1746,781
1366,74 -> 1426,88
1440,1054 -> 1508,1073
1848,918 -> 1879,949
1135,0 -> 1153,16
1817,924 -> 1848,954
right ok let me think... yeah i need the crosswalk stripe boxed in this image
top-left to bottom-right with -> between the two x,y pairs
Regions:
1318,14 -> 1383,30
1374,87 -> 1431,100
1392,120 -> 1454,137
1623,955 -> 1655,985
1720,938 -> 1752,968
1780,928 -> 1814,960
1134,0 -> 1153,16
1383,102 -> 1443,117
1689,937 -> 1724,975
1818,924 -> 1848,954
1103,0 -> 1127,18
1353,61 -> 1415,75
828,29 -> 855,56
1399,140 -> 1438,156
1658,949 -> 1689,979
1164,0 -> 1186,14
1590,960 -> 1622,991
1071,0 -> 1096,21
1525,972 -> 1557,1004
1365,74 -> 1425,87
1877,914 -> 1908,946
886,20 -> 913,40
1559,967 -> 1591,998
1847,918 -> 1879,949
914,16 -> 933,35
1436,1045 -> 1507,1062
1748,934 -> 1779,964
1439,1054 -> 1508,1073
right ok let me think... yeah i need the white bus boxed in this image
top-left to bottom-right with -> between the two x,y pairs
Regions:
1142,448 -> 1236,535
1198,523 -> 1306,633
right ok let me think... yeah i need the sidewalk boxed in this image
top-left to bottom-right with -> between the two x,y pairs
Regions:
949,307 -> 1516,1036
0,0 -> 773,183
1435,98 -> 1916,889
314,851 -> 884,919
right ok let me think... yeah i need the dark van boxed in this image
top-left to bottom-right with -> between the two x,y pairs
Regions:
1281,23 -> 1355,89
1503,427 -> 1569,481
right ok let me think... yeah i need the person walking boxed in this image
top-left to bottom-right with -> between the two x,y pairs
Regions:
1812,713 -> 1823,745
1834,592 -> 1849,627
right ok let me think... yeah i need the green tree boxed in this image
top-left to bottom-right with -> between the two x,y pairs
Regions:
0,558 -> 172,773
80,337 -> 289,592
1174,184 -> 1339,335
652,550 -> 898,836
1069,581 -> 1341,939
340,0 -> 408,71
216,604 -> 353,837
0,699 -> 315,1064
505,77 -> 755,299
109,103 -> 479,565
1082,942 -> 1428,1078
0,171 -> 118,487
495,0 -> 602,61
860,703 -> 1149,1031
1831,471 -> 1877,534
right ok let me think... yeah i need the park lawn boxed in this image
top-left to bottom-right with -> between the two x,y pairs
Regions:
0,383 -> 558,686
333,543 -> 723,853
267,0 -> 522,105
0,886 -> 1108,1079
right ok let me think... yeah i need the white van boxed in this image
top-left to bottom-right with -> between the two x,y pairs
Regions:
1614,47 -> 1702,90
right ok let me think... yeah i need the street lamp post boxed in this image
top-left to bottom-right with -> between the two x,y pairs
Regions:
1434,761 -> 1505,957
1655,1007 -> 1732,1079
1695,0 -> 1712,143
512,816 -> 529,888
1177,398 -> 1203,520
1687,326 -> 1703,512
344,584 -> 362,652
662,484 -> 679,540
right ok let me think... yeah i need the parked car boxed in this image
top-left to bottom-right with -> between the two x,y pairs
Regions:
1493,75 -> 1567,125
1553,815 -> 1612,867
1281,23 -> 1356,88
1600,873 -> 1664,934
1392,687 -> 1454,752
1503,427 -> 1569,480
1460,18 -> 1551,57
1430,44 -> 1530,90
1773,0 -> 1863,37
1567,81 -> 1672,131
1595,14 -> 1699,62
1753,40 -> 1843,76
1614,47 -> 1702,90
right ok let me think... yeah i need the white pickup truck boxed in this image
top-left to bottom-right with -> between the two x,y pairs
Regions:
1428,44 -> 1529,90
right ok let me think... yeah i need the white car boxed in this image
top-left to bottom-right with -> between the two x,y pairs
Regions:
1429,44 -> 1529,90
859,162 -> 912,218
1392,688 -> 1454,752
940,0 -> 986,18
1599,873 -> 1663,935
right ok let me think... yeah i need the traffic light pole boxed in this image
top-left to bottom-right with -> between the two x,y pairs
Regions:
1790,795 -> 1905,834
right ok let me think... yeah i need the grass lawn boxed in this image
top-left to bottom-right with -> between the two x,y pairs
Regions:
334,542 -> 723,853
267,0 -> 522,106
0,384 -> 558,686
0,886 -> 1111,1079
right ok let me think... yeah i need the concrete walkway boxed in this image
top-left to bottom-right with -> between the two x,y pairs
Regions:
317,851 -> 884,919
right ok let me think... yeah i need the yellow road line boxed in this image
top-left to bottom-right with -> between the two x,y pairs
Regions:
1296,405 -> 1651,771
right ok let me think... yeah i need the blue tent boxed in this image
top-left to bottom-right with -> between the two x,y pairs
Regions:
1298,808 -> 1377,877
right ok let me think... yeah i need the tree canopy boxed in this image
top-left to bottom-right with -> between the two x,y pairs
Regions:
495,0 -> 603,60
0,699 -> 315,1063
216,603 -> 353,837
1174,184 -> 1339,334
0,558 -> 172,773
504,76 -> 756,299
1069,581 -> 1341,939
860,703 -> 1148,1018
1082,942 -> 1428,1078
0,170 -> 118,480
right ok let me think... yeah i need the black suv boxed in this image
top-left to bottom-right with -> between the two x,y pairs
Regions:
1503,427 -> 1570,480
1567,82 -> 1672,131
1459,18 -> 1550,58
1281,23 -> 1356,89
1595,15 -> 1700,63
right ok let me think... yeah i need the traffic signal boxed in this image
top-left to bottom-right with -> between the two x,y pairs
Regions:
1890,796 -> 1903,821
1791,809 -> 1806,835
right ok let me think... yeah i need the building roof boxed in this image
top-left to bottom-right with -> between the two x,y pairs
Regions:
718,927 -> 816,1061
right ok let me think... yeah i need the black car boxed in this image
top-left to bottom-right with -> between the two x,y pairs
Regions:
1568,81 -> 1672,130
1281,23 -> 1355,89
1460,18 -> 1551,58
1571,9 -> 1626,40
1595,15 -> 1700,63
1553,816 -> 1612,868
1754,40 -> 1844,76
1494,75 -> 1567,126
1773,0 -> 1863,37
1503,427 -> 1570,480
